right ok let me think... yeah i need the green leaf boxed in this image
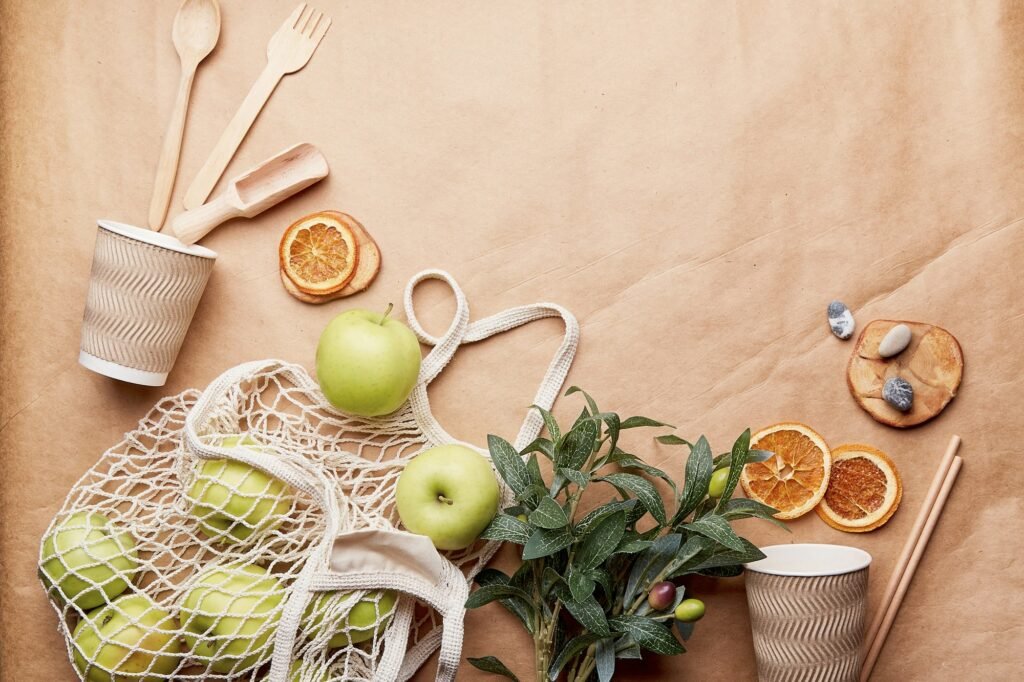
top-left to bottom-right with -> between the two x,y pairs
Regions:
548,633 -> 602,681
614,635 -> 643,659
684,514 -> 747,552
675,435 -> 713,521
698,564 -> 745,578
465,583 -> 534,609
615,531 -> 654,554
523,526 -> 574,560
530,404 -> 561,441
516,483 -> 548,505
559,467 -> 589,488
521,437 -> 554,460
479,514 -> 532,544
529,496 -> 570,529
715,429 -> 750,511
656,434 -> 692,446
591,567 -> 614,600
598,473 -> 666,525
541,566 -> 563,598
665,535 -> 713,579
576,499 -> 639,536
611,453 -> 677,493
598,411 -> 622,454
624,533 -> 681,607
488,434 -> 531,496
565,385 -> 601,415
556,418 -> 599,471
749,448 -> 774,463
721,498 -> 789,531
468,656 -> 520,681
621,415 -> 674,429
609,614 -> 684,655
576,510 -> 626,571
688,537 -> 766,572
526,453 -> 544,487
475,568 -> 535,634
556,584 -> 610,636
596,638 -> 616,682
567,567 -> 596,602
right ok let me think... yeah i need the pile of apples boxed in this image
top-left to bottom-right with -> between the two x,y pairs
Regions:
40,306 -> 500,680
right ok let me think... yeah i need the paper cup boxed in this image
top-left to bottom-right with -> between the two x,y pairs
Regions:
79,220 -> 216,386
745,544 -> 871,682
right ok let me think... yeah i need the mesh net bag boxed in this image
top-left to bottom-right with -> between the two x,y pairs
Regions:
39,270 -> 579,682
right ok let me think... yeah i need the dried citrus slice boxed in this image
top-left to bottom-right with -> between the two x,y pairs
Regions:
280,213 -> 381,304
816,444 -> 902,532
740,422 -> 831,520
280,211 -> 359,295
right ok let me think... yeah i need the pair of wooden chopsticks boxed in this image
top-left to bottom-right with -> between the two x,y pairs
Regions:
859,435 -> 963,682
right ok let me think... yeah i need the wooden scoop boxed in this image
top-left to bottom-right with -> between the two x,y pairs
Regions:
170,142 -> 328,245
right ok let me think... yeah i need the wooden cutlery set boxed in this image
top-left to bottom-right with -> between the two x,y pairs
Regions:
148,1 -> 331,244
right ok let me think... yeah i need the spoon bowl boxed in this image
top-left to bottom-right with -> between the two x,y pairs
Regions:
173,0 -> 221,65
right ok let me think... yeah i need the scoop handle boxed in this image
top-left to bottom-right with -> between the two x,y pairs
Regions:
171,193 -> 241,245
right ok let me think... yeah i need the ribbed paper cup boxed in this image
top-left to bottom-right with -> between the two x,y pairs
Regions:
745,544 -> 871,682
79,220 -> 216,386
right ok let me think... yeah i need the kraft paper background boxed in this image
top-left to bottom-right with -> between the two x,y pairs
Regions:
2,1 -> 1023,680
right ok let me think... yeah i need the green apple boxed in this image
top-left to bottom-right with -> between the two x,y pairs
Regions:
179,563 -> 286,675
186,435 -> 291,543
316,306 -> 422,417
71,593 -> 179,682
395,445 -> 499,550
303,590 -> 397,647
40,511 -> 139,610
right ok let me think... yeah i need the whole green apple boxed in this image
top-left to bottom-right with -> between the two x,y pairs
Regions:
395,445 -> 499,550
71,593 -> 180,682
186,435 -> 291,544
179,563 -> 286,675
40,511 -> 139,610
302,589 -> 397,647
315,306 -> 422,417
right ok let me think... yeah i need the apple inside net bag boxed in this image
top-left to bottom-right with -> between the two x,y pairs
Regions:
38,269 -> 579,682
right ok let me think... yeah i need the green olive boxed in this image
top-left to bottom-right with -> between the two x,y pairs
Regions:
708,467 -> 730,498
675,598 -> 705,622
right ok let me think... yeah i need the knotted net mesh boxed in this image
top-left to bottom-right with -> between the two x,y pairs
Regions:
39,362 -> 498,681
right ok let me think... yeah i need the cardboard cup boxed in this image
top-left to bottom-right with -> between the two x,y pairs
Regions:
79,220 -> 216,386
745,544 -> 871,682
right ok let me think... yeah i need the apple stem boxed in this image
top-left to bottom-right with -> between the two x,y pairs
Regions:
378,303 -> 394,325
437,495 -> 454,505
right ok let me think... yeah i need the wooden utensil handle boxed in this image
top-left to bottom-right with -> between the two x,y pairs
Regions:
183,64 -> 283,210
171,193 -> 240,245
149,66 -> 197,231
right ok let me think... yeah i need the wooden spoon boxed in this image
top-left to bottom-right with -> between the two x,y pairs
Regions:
148,0 -> 221,231
170,142 -> 329,245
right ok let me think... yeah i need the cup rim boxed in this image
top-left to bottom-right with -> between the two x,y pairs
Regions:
744,543 -> 872,577
97,219 -> 217,259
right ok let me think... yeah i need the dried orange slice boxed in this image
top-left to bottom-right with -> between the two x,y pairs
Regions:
740,422 -> 831,520
280,211 -> 359,295
280,213 -> 381,304
816,444 -> 902,532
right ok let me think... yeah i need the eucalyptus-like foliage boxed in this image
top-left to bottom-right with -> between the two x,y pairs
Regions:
466,388 -> 780,682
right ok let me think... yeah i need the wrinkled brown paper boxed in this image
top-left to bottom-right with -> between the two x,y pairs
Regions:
2,1 -> 1022,680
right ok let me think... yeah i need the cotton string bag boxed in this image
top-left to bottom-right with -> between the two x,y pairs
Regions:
39,269 -> 579,682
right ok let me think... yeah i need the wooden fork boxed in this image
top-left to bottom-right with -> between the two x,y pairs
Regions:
183,3 -> 330,209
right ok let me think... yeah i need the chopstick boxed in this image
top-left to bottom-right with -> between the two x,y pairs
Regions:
859,435 -> 963,682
